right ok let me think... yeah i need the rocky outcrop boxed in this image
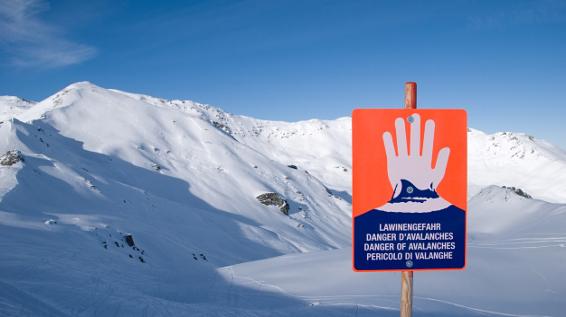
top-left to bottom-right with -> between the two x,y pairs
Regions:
0,150 -> 24,166
123,234 -> 135,247
211,120 -> 236,140
256,192 -> 289,215
502,186 -> 532,199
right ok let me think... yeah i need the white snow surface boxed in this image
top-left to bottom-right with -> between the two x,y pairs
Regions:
0,81 -> 564,316
0,96 -> 36,122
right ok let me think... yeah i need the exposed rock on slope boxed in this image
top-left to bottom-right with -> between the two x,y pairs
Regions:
256,192 -> 290,215
502,186 -> 532,199
0,150 -> 24,166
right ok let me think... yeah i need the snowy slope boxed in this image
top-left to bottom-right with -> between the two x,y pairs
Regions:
468,128 -> 566,203
0,96 -> 36,122
223,186 -> 566,316
0,83 -> 353,315
109,89 -> 353,195
3,82 -> 352,264
0,82 -> 565,316
118,95 -> 566,204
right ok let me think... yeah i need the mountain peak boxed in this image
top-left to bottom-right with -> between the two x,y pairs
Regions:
64,81 -> 99,90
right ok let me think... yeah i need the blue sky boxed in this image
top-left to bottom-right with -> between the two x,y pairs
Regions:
1,0 -> 565,148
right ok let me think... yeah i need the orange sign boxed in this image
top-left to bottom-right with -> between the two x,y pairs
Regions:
352,109 -> 467,271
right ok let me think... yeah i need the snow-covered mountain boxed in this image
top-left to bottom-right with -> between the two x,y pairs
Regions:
0,96 -> 36,122
468,128 -> 566,203
0,82 -> 565,316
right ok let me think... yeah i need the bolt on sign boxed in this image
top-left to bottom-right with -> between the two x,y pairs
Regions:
352,109 -> 467,271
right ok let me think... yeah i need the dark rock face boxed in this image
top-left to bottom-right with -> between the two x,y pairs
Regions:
287,165 -> 298,170
256,192 -> 289,215
211,121 -> 232,135
502,186 -> 532,199
123,234 -> 135,247
211,120 -> 236,140
0,150 -> 24,166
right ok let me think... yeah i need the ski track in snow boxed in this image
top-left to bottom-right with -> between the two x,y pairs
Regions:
469,235 -> 566,250
416,297 -> 553,317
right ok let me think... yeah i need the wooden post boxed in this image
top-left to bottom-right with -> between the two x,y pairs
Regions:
405,82 -> 416,110
400,270 -> 413,317
400,82 -> 416,317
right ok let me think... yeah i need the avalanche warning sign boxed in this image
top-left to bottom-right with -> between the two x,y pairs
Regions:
352,109 -> 467,271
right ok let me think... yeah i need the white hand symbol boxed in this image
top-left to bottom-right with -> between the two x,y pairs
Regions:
382,113 -> 450,199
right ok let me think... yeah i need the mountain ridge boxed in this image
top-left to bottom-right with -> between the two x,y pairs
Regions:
3,81 -> 566,204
